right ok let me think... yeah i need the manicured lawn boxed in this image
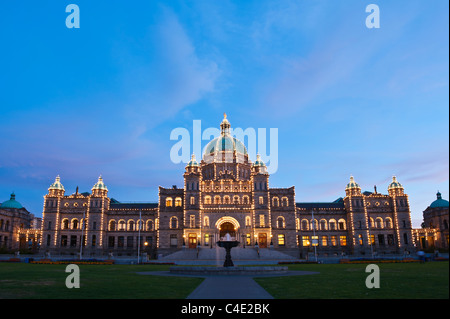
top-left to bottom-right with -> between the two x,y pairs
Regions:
1,262 -> 448,299
254,261 -> 449,299
0,263 -> 203,299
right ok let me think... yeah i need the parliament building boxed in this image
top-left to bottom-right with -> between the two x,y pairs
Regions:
38,115 -> 420,258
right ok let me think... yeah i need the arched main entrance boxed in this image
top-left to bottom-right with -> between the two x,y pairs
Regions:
219,222 -> 236,239
215,216 -> 240,241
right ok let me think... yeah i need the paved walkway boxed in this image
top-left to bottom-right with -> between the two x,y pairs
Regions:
137,270 -> 319,299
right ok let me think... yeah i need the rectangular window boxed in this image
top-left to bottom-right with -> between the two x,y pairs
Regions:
259,196 -> 264,205
204,234 -> 209,246
246,234 -> 251,246
321,236 -> 328,246
311,235 -> 319,246
70,235 -> 77,247
340,236 -> 347,246
369,235 -> 375,245
387,234 -> 394,246
331,235 -> 337,246
378,234 -> 385,246
61,235 -> 68,247
118,236 -> 124,248
278,234 -> 285,246
358,234 -> 363,245
108,236 -> 115,248
302,236 -> 310,247
127,236 -> 134,248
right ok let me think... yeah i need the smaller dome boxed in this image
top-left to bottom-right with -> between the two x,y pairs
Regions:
346,176 -> 360,190
187,154 -> 200,167
1,193 -> 23,209
388,176 -> 403,190
49,175 -> 65,191
253,154 -> 266,167
430,191 -> 449,208
92,175 -> 108,191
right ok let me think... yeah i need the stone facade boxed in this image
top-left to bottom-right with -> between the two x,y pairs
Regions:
38,115 -> 418,257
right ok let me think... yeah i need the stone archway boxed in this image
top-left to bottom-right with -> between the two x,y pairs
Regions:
215,216 -> 240,240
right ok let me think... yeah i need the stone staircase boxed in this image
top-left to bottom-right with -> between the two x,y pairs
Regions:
159,246 -> 299,262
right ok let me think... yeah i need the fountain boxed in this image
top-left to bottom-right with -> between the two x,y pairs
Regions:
216,233 -> 239,267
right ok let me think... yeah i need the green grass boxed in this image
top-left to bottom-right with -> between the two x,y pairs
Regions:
254,262 -> 449,299
0,262 -> 448,299
0,263 -> 203,299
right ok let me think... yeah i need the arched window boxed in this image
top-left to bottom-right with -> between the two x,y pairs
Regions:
147,219 -> 154,231
245,216 -> 251,227
109,220 -> 116,231
166,197 -> 173,207
301,219 -> 309,231
243,196 -> 249,205
277,217 -> 285,228
190,196 -> 195,205
170,217 -> 178,229
214,196 -> 221,204
385,218 -> 393,229
272,197 -> 279,207
233,196 -> 240,204
282,197 -> 288,207
329,219 -> 337,230
338,219 -> 346,230
175,197 -> 182,207
204,196 -> 211,204
128,220 -> 135,231
259,196 -> 264,205
118,220 -> 126,231
376,217 -> 383,229
72,219 -> 79,230
62,219 -> 69,230
320,219 -> 328,230
203,216 -> 210,227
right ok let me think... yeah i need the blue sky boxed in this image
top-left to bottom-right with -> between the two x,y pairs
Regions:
0,1 -> 448,227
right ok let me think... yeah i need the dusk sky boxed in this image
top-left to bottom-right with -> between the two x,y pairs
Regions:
0,1 -> 448,228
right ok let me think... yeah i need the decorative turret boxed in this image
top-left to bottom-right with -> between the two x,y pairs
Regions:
185,154 -> 201,175
48,175 -> 65,197
388,176 -> 404,196
252,154 -> 268,174
92,175 -> 108,197
345,175 -> 361,196
220,113 -> 231,136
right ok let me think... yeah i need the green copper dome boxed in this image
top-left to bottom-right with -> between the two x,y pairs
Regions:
430,192 -> 449,208
253,154 -> 266,167
203,114 -> 248,160
48,175 -> 65,191
388,176 -> 403,190
1,193 -> 23,209
346,176 -> 360,190
187,154 -> 200,167
92,176 -> 108,191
